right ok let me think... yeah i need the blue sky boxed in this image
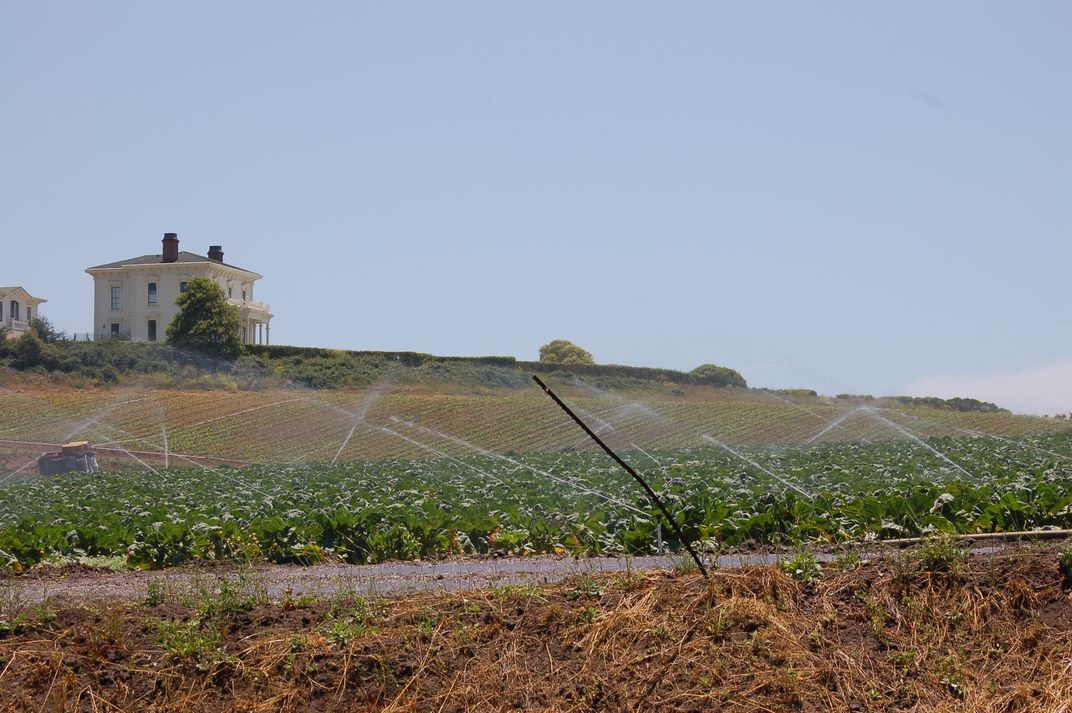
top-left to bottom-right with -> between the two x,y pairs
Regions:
2,2 -> 1069,412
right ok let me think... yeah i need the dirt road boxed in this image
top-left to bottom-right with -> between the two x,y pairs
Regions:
4,551 -> 809,603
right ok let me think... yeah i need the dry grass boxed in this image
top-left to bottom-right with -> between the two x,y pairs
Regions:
0,544 -> 1069,712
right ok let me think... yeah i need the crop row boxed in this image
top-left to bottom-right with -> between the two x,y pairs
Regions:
0,433 -> 1069,569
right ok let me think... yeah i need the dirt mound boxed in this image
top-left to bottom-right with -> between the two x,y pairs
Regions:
0,545 -> 1069,711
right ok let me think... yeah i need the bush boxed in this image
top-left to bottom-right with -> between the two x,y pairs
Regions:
12,332 -> 46,369
916,535 -> 966,573
690,364 -> 747,389
539,340 -> 595,365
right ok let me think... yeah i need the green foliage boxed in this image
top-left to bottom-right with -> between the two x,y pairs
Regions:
690,364 -> 748,388
166,277 -> 243,358
324,596 -> 379,645
28,316 -> 60,343
0,332 -> 764,392
1059,543 -> 1072,583
916,535 -> 966,573
780,552 -> 822,582
192,574 -> 267,619
0,434 -> 1069,570
12,332 -> 47,369
144,580 -> 166,607
153,619 -> 222,660
762,388 -> 818,398
888,396 -> 1007,414
539,339 -> 595,365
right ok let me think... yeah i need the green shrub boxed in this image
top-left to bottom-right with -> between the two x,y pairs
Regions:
690,364 -> 748,388
538,339 -> 595,365
1059,543 -> 1072,583
916,535 -> 966,573
780,552 -> 822,583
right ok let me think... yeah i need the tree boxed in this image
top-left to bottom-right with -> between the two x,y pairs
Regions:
13,331 -> 45,369
166,277 -> 243,358
28,316 -> 60,343
690,363 -> 747,388
538,339 -> 595,365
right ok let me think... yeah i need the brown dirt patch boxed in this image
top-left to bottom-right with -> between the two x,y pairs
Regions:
0,545 -> 1069,711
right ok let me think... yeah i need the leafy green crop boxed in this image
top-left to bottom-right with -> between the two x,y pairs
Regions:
0,433 -> 1069,570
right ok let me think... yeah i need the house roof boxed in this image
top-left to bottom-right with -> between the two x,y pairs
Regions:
0,286 -> 46,302
86,251 -> 261,277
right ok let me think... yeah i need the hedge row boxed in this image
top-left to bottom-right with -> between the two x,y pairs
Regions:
245,344 -> 517,368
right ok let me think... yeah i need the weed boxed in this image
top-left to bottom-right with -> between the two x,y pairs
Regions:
706,605 -> 731,640
144,580 -> 166,607
887,651 -> 917,676
154,619 -> 222,659
414,614 -> 437,640
194,573 -> 268,619
672,556 -> 699,576
750,631 -> 770,657
280,588 -> 315,611
577,606 -> 599,625
32,602 -> 57,629
916,536 -> 966,573
1058,543 -> 1072,583
324,595 -> 380,646
833,549 -> 860,572
0,614 -> 28,638
568,575 -> 604,600
325,616 -> 373,645
100,607 -> 124,644
780,552 -> 822,583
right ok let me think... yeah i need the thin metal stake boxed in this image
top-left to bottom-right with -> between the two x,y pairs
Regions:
533,375 -> 709,578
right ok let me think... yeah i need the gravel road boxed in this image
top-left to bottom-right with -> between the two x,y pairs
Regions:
3,552 -> 811,603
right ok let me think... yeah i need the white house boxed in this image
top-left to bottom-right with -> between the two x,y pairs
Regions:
0,286 -> 47,336
85,233 -> 272,344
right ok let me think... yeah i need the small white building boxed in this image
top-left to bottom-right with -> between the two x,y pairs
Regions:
85,233 -> 273,344
0,286 -> 47,336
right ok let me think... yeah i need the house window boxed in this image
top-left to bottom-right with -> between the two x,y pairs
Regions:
110,323 -> 120,336
147,319 -> 157,342
111,286 -> 121,310
180,281 -> 189,293
148,282 -> 157,306
9,301 -> 18,321
228,286 -> 233,298
25,307 -> 31,321
242,290 -> 247,301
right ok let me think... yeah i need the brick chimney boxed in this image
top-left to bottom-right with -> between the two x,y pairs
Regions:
208,245 -> 224,262
162,233 -> 179,263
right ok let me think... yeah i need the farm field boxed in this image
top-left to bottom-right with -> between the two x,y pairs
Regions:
1,434 -> 1069,570
0,382 -> 1067,468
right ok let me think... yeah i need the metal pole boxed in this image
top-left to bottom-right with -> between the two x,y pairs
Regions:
532,375 -> 708,577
